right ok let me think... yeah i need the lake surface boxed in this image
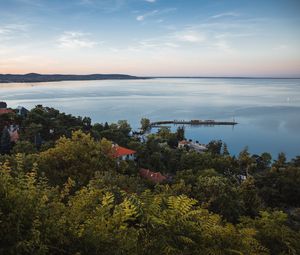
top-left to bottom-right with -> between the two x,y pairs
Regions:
1,78 -> 300,159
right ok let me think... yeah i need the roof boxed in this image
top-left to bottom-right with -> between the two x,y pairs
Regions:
112,145 -> 136,158
178,140 -> 189,145
139,168 -> 167,184
0,109 -> 13,115
190,143 -> 207,151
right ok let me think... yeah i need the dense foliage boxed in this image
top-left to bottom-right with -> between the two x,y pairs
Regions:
1,105 -> 300,254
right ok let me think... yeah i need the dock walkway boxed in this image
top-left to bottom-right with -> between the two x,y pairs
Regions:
150,120 -> 237,126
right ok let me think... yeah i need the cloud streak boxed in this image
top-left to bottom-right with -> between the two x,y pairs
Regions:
58,31 -> 98,49
136,10 -> 158,21
173,30 -> 206,43
0,24 -> 29,42
211,12 -> 240,19
136,8 -> 176,21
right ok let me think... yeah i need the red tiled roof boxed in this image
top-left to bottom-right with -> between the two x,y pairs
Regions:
179,140 -> 189,145
139,168 -> 167,184
113,145 -> 136,158
0,109 -> 13,115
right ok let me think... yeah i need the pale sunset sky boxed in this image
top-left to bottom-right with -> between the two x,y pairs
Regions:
0,0 -> 300,77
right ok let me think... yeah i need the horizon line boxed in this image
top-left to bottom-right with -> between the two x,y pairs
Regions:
1,73 -> 300,79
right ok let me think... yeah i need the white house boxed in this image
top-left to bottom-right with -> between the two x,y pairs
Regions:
178,140 -> 207,153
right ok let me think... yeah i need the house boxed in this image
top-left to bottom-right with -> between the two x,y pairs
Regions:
189,142 -> 207,153
0,102 -> 7,109
133,133 -> 148,143
0,108 -> 13,115
8,125 -> 19,143
112,144 -> 136,161
0,101 -> 14,115
178,139 -> 207,153
16,106 -> 29,117
139,168 -> 167,184
178,140 -> 189,148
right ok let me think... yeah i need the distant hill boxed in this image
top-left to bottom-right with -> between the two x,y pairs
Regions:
0,73 -> 149,83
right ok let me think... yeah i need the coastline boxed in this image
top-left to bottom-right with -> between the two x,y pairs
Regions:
1,74 -> 299,84
0,73 -> 151,83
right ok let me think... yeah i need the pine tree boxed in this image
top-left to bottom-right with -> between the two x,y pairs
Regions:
223,143 -> 230,155
104,122 -> 110,130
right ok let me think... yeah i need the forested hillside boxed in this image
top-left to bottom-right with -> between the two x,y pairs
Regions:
1,105 -> 300,255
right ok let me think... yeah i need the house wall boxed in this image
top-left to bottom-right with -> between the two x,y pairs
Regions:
120,154 -> 135,161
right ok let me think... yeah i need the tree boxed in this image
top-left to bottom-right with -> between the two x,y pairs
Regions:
240,211 -> 300,255
207,140 -> 222,155
0,127 -> 11,154
256,165 -> 300,207
23,123 -> 43,143
193,176 -> 244,222
12,141 -> 37,154
140,118 -> 150,132
82,116 -> 92,130
101,121 -> 109,130
167,133 -> 178,148
222,143 -> 230,155
137,192 -> 267,255
0,161 -> 67,255
118,120 -> 131,136
238,147 -> 256,177
291,156 -> 300,167
157,127 -> 171,140
239,177 -> 262,217
273,152 -> 287,169
22,105 -> 91,142
91,123 -> 104,140
176,126 -> 185,141
38,130 -> 115,187
0,161 -> 269,255
0,112 -> 20,132
100,129 -> 129,146
2,103 -> 300,255
259,152 -> 272,170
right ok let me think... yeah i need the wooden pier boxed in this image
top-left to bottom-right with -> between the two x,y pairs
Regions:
150,119 -> 238,127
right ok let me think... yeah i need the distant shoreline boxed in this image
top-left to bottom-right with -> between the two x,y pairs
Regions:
0,73 -> 150,83
0,73 -> 299,83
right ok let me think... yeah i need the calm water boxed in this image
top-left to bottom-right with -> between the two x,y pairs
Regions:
1,78 -> 300,159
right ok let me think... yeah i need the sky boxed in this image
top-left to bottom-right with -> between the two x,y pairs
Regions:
0,0 -> 300,77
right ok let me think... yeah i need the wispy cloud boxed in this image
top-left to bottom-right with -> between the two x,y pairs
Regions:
136,8 -> 176,22
0,24 -> 28,34
211,12 -> 240,19
136,10 -> 158,21
214,40 -> 233,53
145,0 -> 156,3
214,32 -> 255,39
172,29 -> 206,43
163,42 -> 179,48
137,39 -> 178,50
58,31 -> 98,49
108,36 -> 180,53
0,24 -> 29,42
